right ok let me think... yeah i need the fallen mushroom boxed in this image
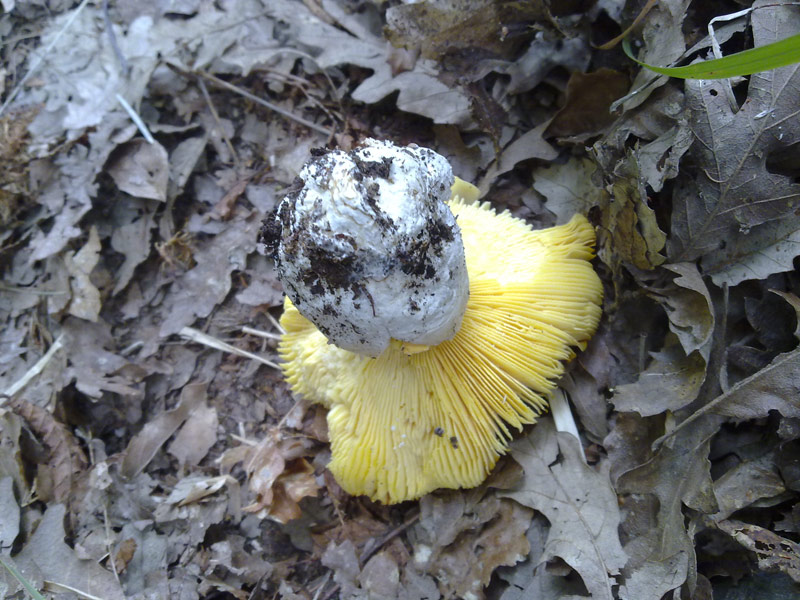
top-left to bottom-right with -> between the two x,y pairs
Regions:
259,139 -> 602,504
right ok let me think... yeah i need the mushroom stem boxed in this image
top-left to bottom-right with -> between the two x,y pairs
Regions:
549,389 -> 587,463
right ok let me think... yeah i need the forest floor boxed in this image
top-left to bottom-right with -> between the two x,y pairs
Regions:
1,1 -> 800,599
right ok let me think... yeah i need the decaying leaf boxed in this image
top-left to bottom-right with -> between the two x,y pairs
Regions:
268,0 -> 472,126
0,476 -> 19,550
712,459 -> 786,522
715,519 -> 800,582
545,69 -> 630,139
617,415 -> 721,599
63,225 -> 102,322
596,151 -> 667,271
167,401 -> 218,467
659,263 -> 715,361
224,426 -> 319,524
412,495 -> 532,600
121,382 -> 207,479
13,504 -> 125,600
107,139 -> 170,201
532,156 -> 603,224
669,1 -> 800,285
6,397 -> 87,505
503,419 -> 627,600
612,334 -> 706,416
385,0 -> 551,62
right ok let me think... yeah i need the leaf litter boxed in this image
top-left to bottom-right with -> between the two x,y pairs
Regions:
2,0 -> 800,598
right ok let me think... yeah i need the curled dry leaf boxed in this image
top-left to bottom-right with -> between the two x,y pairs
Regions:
6,396 -> 87,505
107,139 -> 170,202
715,519 -> 800,583
226,426 -> 319,524
64,225 -> 102,322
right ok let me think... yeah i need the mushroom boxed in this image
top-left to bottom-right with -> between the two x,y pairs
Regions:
260,139 -> 602,504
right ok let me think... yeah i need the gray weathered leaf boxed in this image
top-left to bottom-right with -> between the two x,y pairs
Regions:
14,504 -> 125,600
503,419 -> 627,600
617,415 -> 720,599
532,157 -> 602,224
659,263 -> 714,361
669,1 -> 800,282
612,335 -> 706,416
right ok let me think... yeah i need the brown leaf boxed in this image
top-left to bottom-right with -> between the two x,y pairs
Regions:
239,427 -> 319,524
599,152 -> 666,271
167,402 -> 218,466
545,69 -> 630,138
111,538 -> 137,574
7,397 -> 87,504
504,419 -> 626,600
385,0 -> 551,62
612,334 -> 706,416
121,382 -> 207,478
669,2 -> 800,284
107,139 -> 170,201
716,519 -> 800,582
64,226 -> 102,322
14,504 -> 125,600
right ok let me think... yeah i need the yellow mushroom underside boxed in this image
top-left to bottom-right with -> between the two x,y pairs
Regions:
278,195 -> 603,504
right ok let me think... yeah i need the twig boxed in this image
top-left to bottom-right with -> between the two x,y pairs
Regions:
359,510 -> 421,564
179,326 -> 280,370
266,311 -> 286,335
115,93 -> 155,143
0,0 -> 92,117
166,62 -> 333,136
1,334 -> 64,403
102,0 -> 130,77
242,325 -> 282,341
197,78 -> 240,168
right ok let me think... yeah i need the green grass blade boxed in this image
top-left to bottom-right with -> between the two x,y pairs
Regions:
623,33 -> 800,79
0,555 -> 47,600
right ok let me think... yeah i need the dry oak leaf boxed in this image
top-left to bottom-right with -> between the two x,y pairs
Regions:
239,427 -> 319,524
669,1 -> 800,285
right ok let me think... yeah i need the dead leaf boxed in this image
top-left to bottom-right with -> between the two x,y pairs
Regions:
612,334 -> 706,416
532,156 -> 603,224
477,124 -> 557,195
121,382 -> 207,478
545,69 -> 630,138
385,0 -> 550,62
674,348 -> 800,431
111,538 -> 137,575
110,197 -> 157,295
659,263 -> 714,361
167,402 -> 218,466
6,397 -> 87,505
503,419 -> 627,600
13,504 -> 125,600
600,151 -> 666,270
617,415 -> 721,599
716,519 -> 800,582
107,139 -> 170,201
669,2 -> 800,284
64,225 -> 102,322
269,0 -> 473,126
238,427 -> 319,524
0,476 -> 19,550
712,459 -> 786,522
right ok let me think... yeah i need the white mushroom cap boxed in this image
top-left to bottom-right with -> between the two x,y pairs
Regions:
262,139 -> 469,357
